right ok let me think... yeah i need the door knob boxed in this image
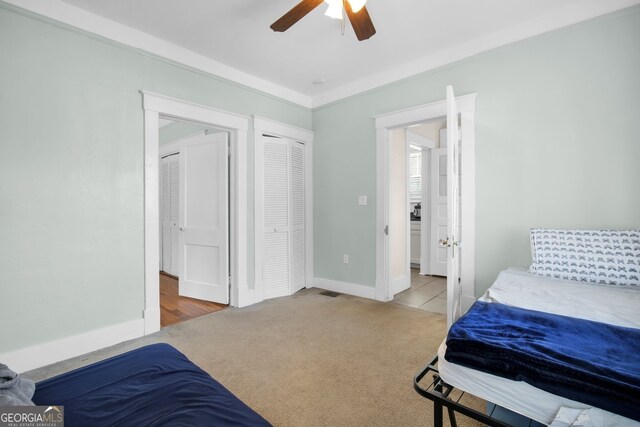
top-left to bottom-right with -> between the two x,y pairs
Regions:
439,237 -> 450,247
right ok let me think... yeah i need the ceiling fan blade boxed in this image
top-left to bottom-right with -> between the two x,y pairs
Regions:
344,2 -> 376,41
271,0 -> 325,32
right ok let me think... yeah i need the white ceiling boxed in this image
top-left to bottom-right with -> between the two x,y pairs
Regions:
21,0 -> 640,107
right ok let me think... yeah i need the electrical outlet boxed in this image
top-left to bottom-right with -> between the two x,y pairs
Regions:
358,195 -> 368,206
343,254 -> 349,264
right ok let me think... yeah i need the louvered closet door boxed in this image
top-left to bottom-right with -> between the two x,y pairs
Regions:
168,156 -> 180,276
263,137 -> 291,299
289,142 -> 305,293
161,159 -> 170,272
161,154 -> 180,276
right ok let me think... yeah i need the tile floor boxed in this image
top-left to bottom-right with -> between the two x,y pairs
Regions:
391,268 -> 447,313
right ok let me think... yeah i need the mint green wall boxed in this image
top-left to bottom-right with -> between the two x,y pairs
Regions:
0,5 -> 311,353
312,7 -> 640,294
2,1 -> 639,356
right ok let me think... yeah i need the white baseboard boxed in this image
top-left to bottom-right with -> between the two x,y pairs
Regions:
1,318 -> 145,374
311,277 -> 376,300
144,307 -> 161,335
237,287 -> 256,308
374,279 -> 388,301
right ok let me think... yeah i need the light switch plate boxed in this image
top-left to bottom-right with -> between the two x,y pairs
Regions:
358,195 -> 368,206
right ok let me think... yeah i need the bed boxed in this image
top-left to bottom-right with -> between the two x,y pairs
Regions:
415,229 -> 640,427
32,343 -> 271,426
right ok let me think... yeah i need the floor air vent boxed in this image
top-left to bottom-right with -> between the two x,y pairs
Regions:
319,290 -> 341,297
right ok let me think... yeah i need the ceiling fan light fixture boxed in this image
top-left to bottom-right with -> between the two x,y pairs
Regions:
347,0 -> 367,13
271,0 -> 375,41
324,0 -> 343,20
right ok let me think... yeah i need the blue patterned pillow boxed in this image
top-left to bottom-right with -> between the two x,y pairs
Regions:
529,229 -> 640,287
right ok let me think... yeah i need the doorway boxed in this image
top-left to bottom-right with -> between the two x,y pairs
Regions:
157,117 -> 231,327
374,90 -> 477,326
390,118 -> 449,313
142,92 -> 250,335
407,119 -> 450,277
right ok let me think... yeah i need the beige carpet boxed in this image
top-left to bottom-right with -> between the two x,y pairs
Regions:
26,288 -> 485,426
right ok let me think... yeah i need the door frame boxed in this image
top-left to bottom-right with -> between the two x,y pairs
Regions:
253,116 -> 314,304
374,93 -> 476,312
142,91 -> 249,335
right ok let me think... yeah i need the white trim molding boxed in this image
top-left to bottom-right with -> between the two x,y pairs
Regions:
374,93 -> 477,307
311,278 -> 377,300
254,116 -> 314,143
310,0 -> 640,107
1,319 -> 145,373
406,131 -> 436,149
158,139 -> 181,157
5,0 -> 638,109
143,91 -> 250,335
253,116 -> 314,304
374,95 -> 476,130
2,0 -> 311,108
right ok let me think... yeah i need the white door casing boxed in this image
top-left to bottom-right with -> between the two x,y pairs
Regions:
253,116 -> 314,304
142,91 -> 249,335
178,131 -> 229,304
445,85 -> 462,328
374,91 -> 476,316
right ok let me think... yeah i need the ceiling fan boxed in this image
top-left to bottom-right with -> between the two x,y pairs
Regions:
270,0 -> 376,41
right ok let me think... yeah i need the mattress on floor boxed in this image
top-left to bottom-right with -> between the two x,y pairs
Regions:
33,343 -> 271,427
438,268 -> 640,427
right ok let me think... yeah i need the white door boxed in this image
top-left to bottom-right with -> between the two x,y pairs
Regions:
262,136 -> 291,299
445,86 -> 462,328
289,141 -> 306,294
178,132 -> 229,304
260,135 -> 307,299
161,154 -> 180,276
419,147 -> 430,275
430,148 -> 448,276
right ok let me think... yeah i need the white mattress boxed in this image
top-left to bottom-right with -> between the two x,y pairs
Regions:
437,267 -> 640,426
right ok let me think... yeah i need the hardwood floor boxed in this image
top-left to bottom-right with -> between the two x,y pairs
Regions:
160,272 -> 227,328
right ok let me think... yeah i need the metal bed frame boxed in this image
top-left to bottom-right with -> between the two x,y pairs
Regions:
413,355 -> 515,427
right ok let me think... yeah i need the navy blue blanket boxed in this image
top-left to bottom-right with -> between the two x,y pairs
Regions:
445,301 -> 640,422
33,343 -> 271,426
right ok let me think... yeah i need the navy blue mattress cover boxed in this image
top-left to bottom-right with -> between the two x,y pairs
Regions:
445,301 -> 640,422
33,343 -> 271,426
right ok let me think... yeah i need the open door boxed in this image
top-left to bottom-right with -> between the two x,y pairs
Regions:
430,148 -> 448,277
178,131 -> 229,304
445,86 -> 462,329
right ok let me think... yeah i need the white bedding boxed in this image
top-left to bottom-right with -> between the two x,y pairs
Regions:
481,267 -> 640,328
437,268 -> 640,426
